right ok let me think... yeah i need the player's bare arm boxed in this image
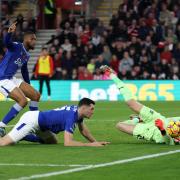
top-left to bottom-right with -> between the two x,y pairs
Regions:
78,122 -> 97,142
64,131 -> 108,147
8,22 -> 17,33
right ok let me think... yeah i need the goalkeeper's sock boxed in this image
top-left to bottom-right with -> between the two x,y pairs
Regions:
110,74 -> 134,101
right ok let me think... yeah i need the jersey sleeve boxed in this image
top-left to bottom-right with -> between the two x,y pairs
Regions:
3,32 -> 18,50
21,63 -> 30,84
65,114 -> 76,134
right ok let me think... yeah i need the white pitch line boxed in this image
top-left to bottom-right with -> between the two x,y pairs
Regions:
10,149 -> 180,180
0,163 -> 90,167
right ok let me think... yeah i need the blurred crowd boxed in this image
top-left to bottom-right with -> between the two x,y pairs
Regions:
1,0 -> 180,80
0,0 -> 36,60
44,0 -> 180,80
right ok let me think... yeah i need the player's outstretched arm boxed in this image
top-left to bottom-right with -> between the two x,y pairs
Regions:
4,22 -> 17,49
64,131 -> 109,147
78,122 -> 97,142
100,65 -> 143,114
8,22 -> 17,33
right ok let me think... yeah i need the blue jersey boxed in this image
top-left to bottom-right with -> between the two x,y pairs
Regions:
0,33 -> 30,83
38,105 -> 83,134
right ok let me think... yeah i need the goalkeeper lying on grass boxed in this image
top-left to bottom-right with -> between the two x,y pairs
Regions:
100,65 -> 180,145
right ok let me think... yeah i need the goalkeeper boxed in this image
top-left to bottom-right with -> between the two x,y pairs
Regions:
100,65 -> 180,145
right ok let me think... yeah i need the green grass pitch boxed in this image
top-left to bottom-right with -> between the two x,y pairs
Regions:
0,101 -> 180,180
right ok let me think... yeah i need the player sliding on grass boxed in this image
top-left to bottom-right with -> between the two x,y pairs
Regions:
100,65 -> 180,145
0,98 -> 109,147
0,22 -> 40,136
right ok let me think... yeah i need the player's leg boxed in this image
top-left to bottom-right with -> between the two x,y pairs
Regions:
0,111 -> 40,146
0,134 -> 15,146
39,76 -> 44,95
101,66 -> 166,124
116,122 -> 136,135
19,82 -> 40,111
45,77 -> 51,99
36,130 -> 58,144
0,79 -> 28,133
100,65 -> 143,113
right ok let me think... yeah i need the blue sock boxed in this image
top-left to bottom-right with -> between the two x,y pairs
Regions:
21,134 -> 44,143
1,103 -> 23,126
29,101 -> 38,111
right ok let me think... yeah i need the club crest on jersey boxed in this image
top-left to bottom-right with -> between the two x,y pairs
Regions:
15,58 -> 23,67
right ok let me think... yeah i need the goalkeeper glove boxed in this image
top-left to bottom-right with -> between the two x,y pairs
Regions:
155,119 -> 166,135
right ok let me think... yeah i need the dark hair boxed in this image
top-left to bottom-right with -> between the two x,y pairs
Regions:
78,98 -> 95,107
42,47 -> 48,51
23,31 -> 35,38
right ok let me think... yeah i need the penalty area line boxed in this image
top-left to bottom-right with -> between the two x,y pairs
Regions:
9,149 -> 180,180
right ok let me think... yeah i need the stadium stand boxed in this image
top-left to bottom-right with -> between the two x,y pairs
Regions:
1,0 -> 180,80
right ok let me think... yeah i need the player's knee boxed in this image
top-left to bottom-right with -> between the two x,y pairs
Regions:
34,91 -> 41,101
44,137 -> 58,144
30,91 -> 41,101
116,122 -> 122,129
116,122 -> 123,130
0,140 -> 9,146
127,102 -> 134,110
19,97 -> 28,107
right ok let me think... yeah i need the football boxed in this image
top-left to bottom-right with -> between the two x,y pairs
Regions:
166,121 -> 180,138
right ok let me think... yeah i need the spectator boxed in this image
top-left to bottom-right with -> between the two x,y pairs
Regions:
78,68 -> 93,80
160,45 -> 172,64
91,31 -> 101,47
159,3 -> 174,27
95,55 -> 108,69
118,51 -> 134,74
61,51 -> 74,78
109,55 -> 119,73
61,38 -> 72,52
42,0 -> 180,81
53,50 -> 62,79
170,58 -> 179,80
34,48 -> 54,100
44,0 -> 56,29
173,42 -> 180,63
93,68 -> 103,80
87,58 -> 95,74
71,68 -> 78,80
80,24 -> 91,45
16,14 -> 24,31
102,45 -> 112,63
148,45 -> 160,65
159,59 -> 170,79
25,11 -> 36,33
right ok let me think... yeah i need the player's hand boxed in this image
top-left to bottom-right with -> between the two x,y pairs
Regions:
155,119 -> 165,131
49,74 -> 53,78
90,141 -> 110,147
98,141 -> 110,145
90,142 -> 104,147
8,22 -> 17,33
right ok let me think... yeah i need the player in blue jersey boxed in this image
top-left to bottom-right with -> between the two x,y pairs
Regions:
0,22 -> 41,136
0,98 -> 109,147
